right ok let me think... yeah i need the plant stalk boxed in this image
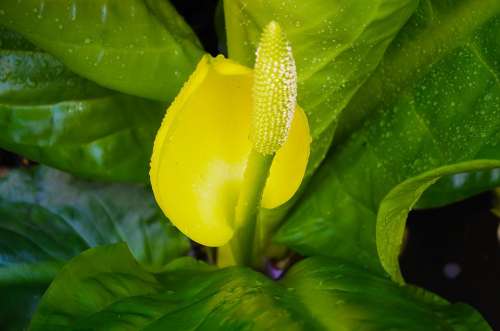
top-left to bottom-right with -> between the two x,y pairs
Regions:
230,149 -> 274,266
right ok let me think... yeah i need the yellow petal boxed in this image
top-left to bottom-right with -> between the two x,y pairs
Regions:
150,55 -> 310,247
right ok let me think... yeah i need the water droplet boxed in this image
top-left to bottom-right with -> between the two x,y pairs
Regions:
70,3 -> 77,20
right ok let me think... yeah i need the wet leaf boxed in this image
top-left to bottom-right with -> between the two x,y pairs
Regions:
0,166 -> 189,330
416,169 -> 500,209
335,0 -> 500,207
0,27 -> 165,182
0,0 -> 204,101
378,161 -> 500,283
276,0 -> 500,278
30,243 -> 490,330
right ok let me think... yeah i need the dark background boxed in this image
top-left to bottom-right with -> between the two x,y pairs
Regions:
402,194 -> 500,330
2,0 -> 499,329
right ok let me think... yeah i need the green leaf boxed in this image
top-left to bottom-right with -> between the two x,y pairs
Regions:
335,0 -> 500,208
30,243 -> 490,330
335,0 -> 500,142
416,169 -> 500,209
377,161 -> 500,283
0,25 -> 38,51
223,0 -> 419,177
0,166 -> 189,330
0,284 -> 46,331
0,0 -> 204,101
0,27 -> 166,182
276,0 -> 500,278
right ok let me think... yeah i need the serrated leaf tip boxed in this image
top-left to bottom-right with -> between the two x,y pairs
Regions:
251,21 -> 297,155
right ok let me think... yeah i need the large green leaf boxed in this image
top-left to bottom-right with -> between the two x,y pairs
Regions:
223,0 -> 418,177
0,166 -> 189,330
335,0 -> 500,207
29,243 -> 490,330
377,161 -> 500,283
0,0 -> 204,101
276,0 -> 500,278
0,27 -> 165,182
416,169 -> 500,209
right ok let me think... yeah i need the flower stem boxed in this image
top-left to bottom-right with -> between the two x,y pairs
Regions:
230,149 -> 274,266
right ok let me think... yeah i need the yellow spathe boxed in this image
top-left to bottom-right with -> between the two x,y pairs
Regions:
150,55 -> 310,247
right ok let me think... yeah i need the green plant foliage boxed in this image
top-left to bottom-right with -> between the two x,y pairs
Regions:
0,27 -> 166,181
416,169 -> 500,208
0,0 -> 497,329
223,0 -> 419,176
0,25 -> 38,51
277,0 -> 500,278
29,243 -> 490,330
0,166 -> 189,330
377,161 -> 500,283
335,0 -> 500,206
0,0 -> 204,101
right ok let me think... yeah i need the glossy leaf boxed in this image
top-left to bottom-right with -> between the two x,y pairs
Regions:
335,0 -> 500,206
276,1 -> 500,278
416,169 -> 500,209
0,27 -> 166,182
0,0 -> 204,101
0,25 -> 38,51
378,161 -> 500,283
29,243 -> 490,330
0,166 -> 189,330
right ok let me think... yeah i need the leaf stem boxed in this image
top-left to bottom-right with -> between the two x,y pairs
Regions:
230,149 -> 274,266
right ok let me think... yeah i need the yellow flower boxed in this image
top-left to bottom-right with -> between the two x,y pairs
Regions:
150,54 -> 310,247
